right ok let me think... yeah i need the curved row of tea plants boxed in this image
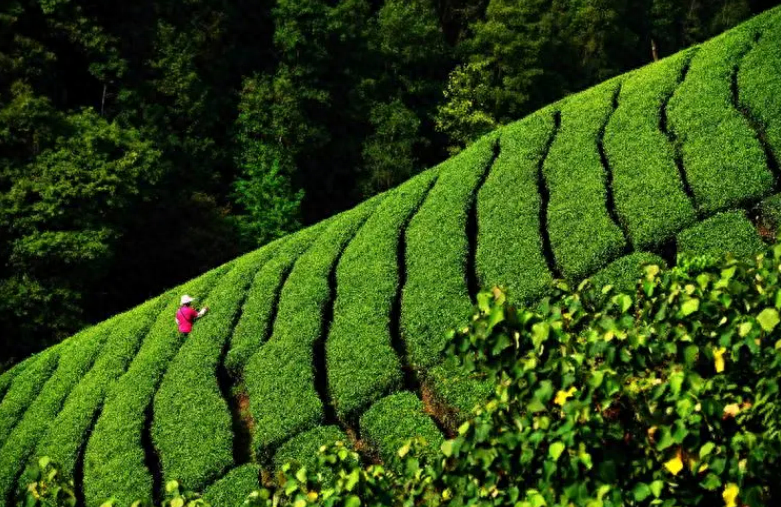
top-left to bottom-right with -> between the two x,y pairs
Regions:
1,7 -> 780,505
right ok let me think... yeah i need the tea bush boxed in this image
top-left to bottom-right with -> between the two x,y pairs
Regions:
327,170 -> 437,422
83,263 -> 229,507
359,392 -> 442,469
19,296 -> 166,491
246,198 -> 383,460
153,248 -> 270,491
0,347 -> 59,448
402,135 -> 497,370
0,356 -> 33,404
274,425 -> 347,474
224,223 -> 329,377
667,15 -> 772,213
0,320 -> 110,502
738,10 -> 781,168
604,50 -> 698,249
677,210 -> 764,259
589,251 -> 667,299
544,79 -> 627,280
477,110 -> 554,303
202,464 -> 260,507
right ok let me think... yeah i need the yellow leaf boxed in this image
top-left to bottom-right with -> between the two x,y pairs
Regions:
723,483 -> 739,507
554,387 -> 577,406
307,491 -> 319,502
665,451 -> 684,476
714,347 -> 727,373
723,403 -> 740,418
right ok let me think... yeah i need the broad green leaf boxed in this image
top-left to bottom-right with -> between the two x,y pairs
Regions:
681,298 -> 700,316
757,308 -> 780,332
549,441 -> 566,461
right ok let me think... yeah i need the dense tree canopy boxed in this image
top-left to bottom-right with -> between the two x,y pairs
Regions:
1,0 -> 777,364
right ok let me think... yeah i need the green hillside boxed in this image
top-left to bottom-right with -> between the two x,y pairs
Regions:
2,6 -> 781,506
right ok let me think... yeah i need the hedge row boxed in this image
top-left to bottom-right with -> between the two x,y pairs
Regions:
425,361 -> 492,427
401,135 -> 497,370
739,9 -> 781,172
588,252 -> 667,299
224,224 -> 329,378
18,296 -> 167,491
83,263 -> 230,507
274,425 -> 347,474
604,50 -> 698,249
327,170 -> 437,423
0,351 -> 57,448
153,248 -> 271,492
477,110 -> 555,303
758,193 -> 781,234
544,79 -> 627,281
0,356 -> 32,405
676,210 -> 765,260
359,392 -> 442,470
202,464 -> 261,507
0,321 -> 111,502
246,197 -> 384,460
667,15 -> 772,213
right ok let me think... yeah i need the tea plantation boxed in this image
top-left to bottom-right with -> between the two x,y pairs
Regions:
2,7 -> 781,506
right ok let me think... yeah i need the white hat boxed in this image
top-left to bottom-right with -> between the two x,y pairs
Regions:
180,295 -> 195,305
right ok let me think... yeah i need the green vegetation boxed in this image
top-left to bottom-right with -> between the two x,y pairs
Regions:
328,170 -> 437,422
677,210 -> 764,259
202,464 -> 261,507
402,136 -> 496,370
604,51 -> 698,248
589,252 -> 668,297
667,14 -> 773,213
544,80 -> 627,280
153,249 -> 271,491
739,11 -> 781,168
0,322 -> 110,503
3,8 -> 781,504
0,349 -> 59,448
224,225 -> 328,377
360,392 -> 443,468
477,111 -> 554,303
275,425 -> 347,473
18,297 -> 166,491
246,199 -> 383,460
83,264 -> 230,507
0,357 -> 31,403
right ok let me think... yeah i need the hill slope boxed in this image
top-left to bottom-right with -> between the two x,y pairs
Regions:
1,6 -> 781,506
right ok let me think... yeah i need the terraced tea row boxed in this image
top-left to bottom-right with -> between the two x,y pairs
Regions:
1,6 -> 780,506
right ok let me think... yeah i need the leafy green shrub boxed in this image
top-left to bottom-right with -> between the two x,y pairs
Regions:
0,348 -> 59,448
0,355 -> 32,404
153,248 -> 270,491
401,135 -> 497,370
224,224 -> 331,378
739,9 -> 781,171
544,79 -> 627,280
667,16 -> 772,213
359,392 -> 442,469
23,457 -> 76,507
427,248 -> 781,506
327,170 -> 437,422
477,110 -> 554,303
0,320 -> 111,502
18,296 -> 166,492
588,251 -> 667,300
604,50 -> 697,248
274,425 -> 347,474
202,464 -> 260,507
676,210 -> 764,259
757,193 -> 781,235
424,360 -> 492,428
83,263 -> 230,507
246,198 -> 383,460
